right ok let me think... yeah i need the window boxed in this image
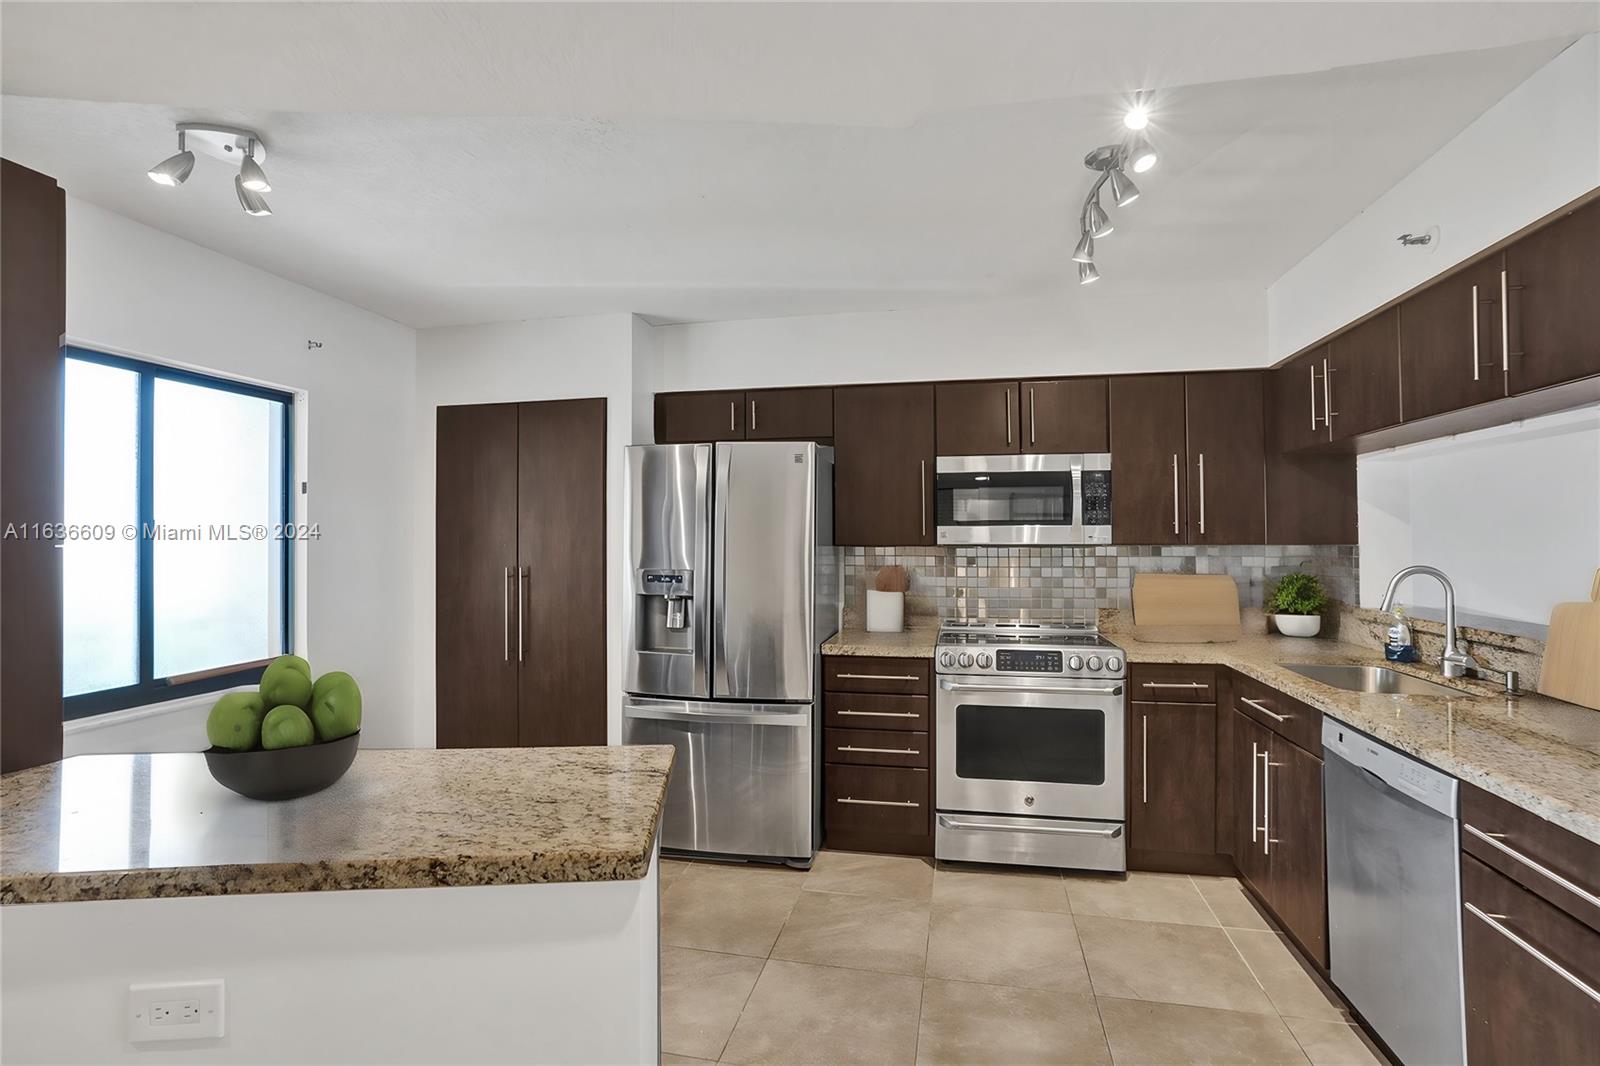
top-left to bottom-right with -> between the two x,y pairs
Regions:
62,349 -> 294,717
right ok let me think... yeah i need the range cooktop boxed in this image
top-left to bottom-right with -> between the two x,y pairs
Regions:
935,618 -> 1126,678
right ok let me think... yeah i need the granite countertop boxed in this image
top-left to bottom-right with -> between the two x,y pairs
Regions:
1,745 -> 675,905
822,618 -> 941,658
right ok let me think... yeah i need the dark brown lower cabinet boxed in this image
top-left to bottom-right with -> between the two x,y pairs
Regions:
823,655 -> 933,855
436,398 -> 607,748
1130,700 -> 1216,855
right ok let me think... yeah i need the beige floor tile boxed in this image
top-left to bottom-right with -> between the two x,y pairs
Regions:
661,1055 -> 715,1065
1228,929 -> 1346,1021
1064,872 -> 1218,926
804,850 -> 935,901
771,889 -> 931,975
659,947 -> 764,1061
720,959 -> 922,1064
1193,876 -> 1273,931
925,903 -> 1091,993
662,863 -> 804,957
1097,996 -> 1310,1065
1285,1018 -> 1387,1066
932,862 -> 1071,913
916,979 -> 1111,1066
1076,915 -> 1275,1015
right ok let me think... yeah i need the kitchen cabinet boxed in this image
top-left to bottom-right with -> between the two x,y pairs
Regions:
745,386 -> 834,441
1263,357 -> 1357,542
655,389 -> 746,443
935,380 -> 1020,455
1269,347 -> 1332,451
1399,257 -> 1507,422
1230,708 -> 1274,900
823,655 -> 933,856
1020,377 -> 1109,453
834,383 -> 935,546
1184,372 -> 1265,544
436,398 -> 607,748
1108,375 -> 1188,544
1325,308 -> 1401,441
1130,700 -> 1216,856
1504,197 -> 1600,396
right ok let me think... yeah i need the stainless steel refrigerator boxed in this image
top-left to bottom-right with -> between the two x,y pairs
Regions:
622,442 -> 840,864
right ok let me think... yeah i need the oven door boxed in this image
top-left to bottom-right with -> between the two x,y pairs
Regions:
936,675 -> 1125,821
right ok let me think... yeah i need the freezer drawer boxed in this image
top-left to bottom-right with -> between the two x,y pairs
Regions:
623,697 -> 815,861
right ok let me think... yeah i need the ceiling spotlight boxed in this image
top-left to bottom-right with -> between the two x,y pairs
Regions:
147,131 -> 195,187
235,175 -> 272,217
1078,261 -> 1101,286
1072,232 -> 1095,264
1123,105 -> 1150,131
1108,166 -> 1140,207
239,139 -> 271,192
1126,132 -> 1158,174
1084,197 -> 1113,239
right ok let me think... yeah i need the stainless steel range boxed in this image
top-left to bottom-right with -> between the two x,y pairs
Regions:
934,619 -> 1127,872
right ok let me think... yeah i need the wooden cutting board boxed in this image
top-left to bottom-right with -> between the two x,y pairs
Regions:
1131,573 -> 1242,643
1538,569 -> 1600,710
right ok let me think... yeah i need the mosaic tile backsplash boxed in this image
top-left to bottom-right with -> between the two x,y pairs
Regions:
845,544 -> 1359,620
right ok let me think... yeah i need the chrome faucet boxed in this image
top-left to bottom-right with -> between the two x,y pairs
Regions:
1377,565 -> 1479,679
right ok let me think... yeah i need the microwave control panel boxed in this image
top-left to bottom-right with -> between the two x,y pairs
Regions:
1081,470 -> 1112,526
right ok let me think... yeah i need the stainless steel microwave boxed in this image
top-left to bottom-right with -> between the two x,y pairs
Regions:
934,454 -> 1111,545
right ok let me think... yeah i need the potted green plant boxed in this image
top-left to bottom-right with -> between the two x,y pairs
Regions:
1266,572 -> 1328,637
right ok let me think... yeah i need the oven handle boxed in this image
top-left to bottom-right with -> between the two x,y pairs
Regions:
938,815 -> 1124,839
939,679 -> 1123,696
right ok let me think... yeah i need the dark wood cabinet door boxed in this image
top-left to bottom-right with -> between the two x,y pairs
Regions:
1266,736 -> 1327,967
1231,709 -> 1273,898
1184,372 -> 1265,545
1264,450 -> 1357,545
1130,701 -> 1216,855
1506,198 -> 1600,395
1108,375 -> 1187,544
834,383 -> 935,546
1020,378 -> 1108,453
935,380 -> 1020,455
517,398 -> 607,747
746,387 -> 833,441
1325,309 -> 1401,441
655,390 -> 745,443
436,403 -> 520,748
1462,854 -> 1600,1066
1399,256 -> 1507,421
1268,348 -> 1332,451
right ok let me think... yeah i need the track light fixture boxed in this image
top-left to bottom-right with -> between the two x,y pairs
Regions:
1071,232 -> 1095,265
1078,261 -> 1101,286
1084,196 -> 1113,239
1071,116 -> 1158,285
147,123 -> 277,216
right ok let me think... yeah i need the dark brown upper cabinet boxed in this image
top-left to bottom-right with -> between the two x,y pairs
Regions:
1021,377 -> 1109,453
745,387 -> 834,441
1399,256 -> 1507,422
835,383 -> 935,546
935,380 -> 1020,455
1505,198 -> 1600,396
1185,372 -> 1265,545
655,389 -> 745,443
1268,347 -> 1332,452
1108,375 -> 1187,545
1325,308 -> 1401,441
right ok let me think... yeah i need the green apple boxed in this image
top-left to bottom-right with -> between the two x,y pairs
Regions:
310,673 -> 362,742
260,667 -> 313,711
206,691 -> 266,751
261,705 -> 316,749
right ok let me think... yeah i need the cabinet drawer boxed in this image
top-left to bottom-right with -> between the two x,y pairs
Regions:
825,656 -> 931,695
1233,671 -> 1321,754
1462,782 -> 1600,934
825,728 -> 930,768
1130,664 -> 1216,703
826,765 -> 930,838
823,691 -> 930,732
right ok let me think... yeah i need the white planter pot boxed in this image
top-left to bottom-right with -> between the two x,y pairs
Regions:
1273,614 -> 1322,638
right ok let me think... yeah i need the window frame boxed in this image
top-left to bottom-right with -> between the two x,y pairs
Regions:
63,347 -> 296,719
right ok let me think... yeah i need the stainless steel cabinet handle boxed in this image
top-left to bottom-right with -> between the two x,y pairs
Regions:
730,400 -> 736,433
837,672 -> 920,681
1005,387 -> 1012,446
837,745 -> 920,756
1500,268 -> 1510,374
1240,696 -> 1290,723
1029,387 -> 1036,445
516,565 -> 525,663
836,709 -> 919,719
1171,454 -> 1179,534
1465,902 -> 1600,1006
839,797 -> 919,808
1323,357 -> 1337,427
920,459 -> 927,539
1464,824 -> 1600,909
1197,453 -> 1206,535
1259,749 -> 1271,854
1471,283 -> 1481,382
1141,714 -> 1148,804
1142,681 -> 1207,690
1250,741 -> 1260,844
502,566 -> 510,662
750,398 -> 757,432
938,815 -> 1122,838
1309,364 -> 1320,431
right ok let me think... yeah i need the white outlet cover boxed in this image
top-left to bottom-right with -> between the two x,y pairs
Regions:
127,979 -> 225,1043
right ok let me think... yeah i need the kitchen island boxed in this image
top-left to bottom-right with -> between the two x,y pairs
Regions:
1,745 -> 674,1064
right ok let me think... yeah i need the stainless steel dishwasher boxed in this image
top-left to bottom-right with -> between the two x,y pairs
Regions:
1324,716 -> 1466,1066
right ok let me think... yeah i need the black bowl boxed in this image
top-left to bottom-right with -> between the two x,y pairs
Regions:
204,731 -> 360,801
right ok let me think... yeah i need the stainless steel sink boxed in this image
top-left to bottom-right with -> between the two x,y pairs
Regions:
1283,663 -> 1463,697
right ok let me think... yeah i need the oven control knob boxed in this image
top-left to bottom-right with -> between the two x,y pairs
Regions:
976,652 -> 992,669
939,651 -> 956,668
1087,655 -> 1103,671
1067,655 -> 1084,671
1106,655 -> 1123,672
957,652 -> 974,668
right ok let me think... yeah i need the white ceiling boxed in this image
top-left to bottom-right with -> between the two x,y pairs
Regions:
2,2 -> 1596,329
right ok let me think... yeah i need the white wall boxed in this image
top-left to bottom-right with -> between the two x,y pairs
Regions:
1269,34 -> 1600,360
1357,406 -> 1600,625
411,314 -> 650,747
66,200 -> 419,748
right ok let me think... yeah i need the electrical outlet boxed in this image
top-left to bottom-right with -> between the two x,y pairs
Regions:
127,980 -> 225,1043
